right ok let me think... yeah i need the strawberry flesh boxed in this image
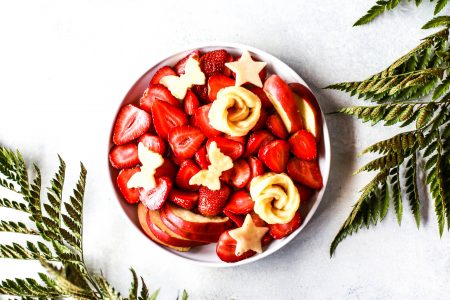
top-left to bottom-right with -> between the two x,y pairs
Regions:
175,160 -> 201,191
224,190 -> 254,215
268,211 -> 301,239
109,143 -> 139,169
191,104 -> 222,138
230,160 -> 251,189
287,158 -> 323,190
246,85 -> 273,108
207,137 -> 244,161
117,168 -> 141,204
198,185 -> 231,216
154,159 -> 177,180
151,100 -> 188,139
150,66 -> 177,85
169,189 -> 199,210
288,130 -> 317,160
138,133 -> 166,155
266,114 -> 288,139
247,156 -> 264,189
174,50 -> 200,75
113,104 -> 151,145
168,125 -> 206,159
140,84 -> 180,113
207,74 -> 235,101
216,230 -> 255,263
183,90 -> 200,116
194,145 -> 209,169
244,130 -> 275,157
258,140 -> 289,173
140,177 -> 172,210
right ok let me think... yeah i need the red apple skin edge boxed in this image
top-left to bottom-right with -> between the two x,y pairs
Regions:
289,82 -> 322,142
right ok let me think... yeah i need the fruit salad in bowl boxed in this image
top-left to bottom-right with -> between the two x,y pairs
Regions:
108,43 -> 330,266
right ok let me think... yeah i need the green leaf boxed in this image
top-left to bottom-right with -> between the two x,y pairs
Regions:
405,155 -> 421,227
390,167 -> 403,225
423,16 -> 450,29
354,0 -> 401,26
434,0 -> 449,15
433,75 -> 450,100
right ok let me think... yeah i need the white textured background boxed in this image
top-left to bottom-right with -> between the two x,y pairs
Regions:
1,1 -> 449,299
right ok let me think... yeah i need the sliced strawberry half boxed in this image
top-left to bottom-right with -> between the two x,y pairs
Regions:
183,90 -> 200,116
216,230 -> 255,263
138,133 -> 166,155
230,159 -> 251,189
198,185 -> 231,216
244,130 -> 275,157
168,125 -> 206,159
149,66 -> 177,85
192,85 -> 209,102
251,105 -> 270,131
140,84 -> 180,113
191,104 -> 222,138
247,156 -> 264,189
194,145 -> 209,169
223,210 -> 245,227
224,190 -> 254,215
268,212 -> 301,239
288,130 -> 317,161
113,104 -> 151,145
287,158 -> 323,190
169,189 -> 199,210
266,114 -> 288,139
296,183 -> 315,203
117,168 -> 141,204
109,143 -> 139,169
207,137 -> 244,161
199,49 -> 229,77
151,100 -> 188,139
140,177 -> 173,210
207,74 -> 235,101
258,140 -> 289,173
174,50 -> 200,75
175,160 -> 201,191
154,159 -> 177,180
224,134 -> 246,146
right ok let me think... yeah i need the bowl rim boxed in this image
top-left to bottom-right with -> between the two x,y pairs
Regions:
106,42 -> 331,268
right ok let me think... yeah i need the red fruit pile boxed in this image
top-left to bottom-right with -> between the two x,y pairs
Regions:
110,49 -> 324,263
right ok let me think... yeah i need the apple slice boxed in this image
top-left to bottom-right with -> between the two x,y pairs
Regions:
137,203 -> 190,252
289,83 -> 322,141
263,75 -> 303,133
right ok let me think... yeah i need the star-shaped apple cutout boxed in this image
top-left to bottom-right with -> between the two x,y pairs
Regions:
228,214 -> 269,256
225,50 -> 267,88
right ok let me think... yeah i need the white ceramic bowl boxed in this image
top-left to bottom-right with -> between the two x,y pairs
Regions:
108,43 -> 331,267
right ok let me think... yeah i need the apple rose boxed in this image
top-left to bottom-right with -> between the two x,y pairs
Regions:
208,86 -> 261,137
249,172 -> 300,224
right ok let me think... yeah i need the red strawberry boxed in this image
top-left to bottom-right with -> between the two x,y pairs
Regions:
109,143 -> 139,169
266,114 -> 288,139
224,134 -> 246,146
150,66 -> 177,85
154,159 -> 177,180
244,130 -> 275,157
192,85 -> 209,102
192,104 -> 222,138
194,145 -> 209,169
231,160 -> 251,189
207,74 -> 235,101
198,185 -> 231,216
223,54 -> 234,77
168,125 -> 206,159
287,158 -> 323,190
151,100 -> 188,139
246,85 -> 273,108
199,49 -> 229,77
113,104 -> 151,145
174,50 -> 200,75
247,156 -> 264,189
249,212 -> 273,247
216,230 -> 255,263
296,183 -> 314,202
224,190 -> 254,214
268,212 -> 301,239
117,168 -> 141,204
169,189 -> 198,210
223,210 -> 245,227
288,130 -> 317,160
140,177 -> 172,210
170,152 -> 186,166
138,134 -> 166,155
207,137 -> 244,161
175,160 -> 201,191
140,84 -> 180,113
183,90 -> 200,116
220,168 -> 233,183
258,140 -> 289,173
252,107 -> 269,131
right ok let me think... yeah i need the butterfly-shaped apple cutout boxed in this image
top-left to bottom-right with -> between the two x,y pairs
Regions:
189,141 -> 233,190
160,57 -> 206,99
127,142 -> 164,190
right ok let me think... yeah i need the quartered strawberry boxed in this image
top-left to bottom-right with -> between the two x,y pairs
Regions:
288,130 -> 317,161
198,185 -> 231,216
268,211 -> 301,239
207,74 -> 235,101
244,130 -> 275,157
138,133 -> 166,155
140,84 -> 180,113
174,50 -> 200,75
199,49 -> 229,77
224,210 -> 245,227
296,183 -> 314,202
192,85 -> 209,102
266,114 -> 288,139
117,168 -> 141,204
169,189 -> 199,210
216,230 -> 255,263
287,158 -> 323,190
230,160 -> 251,189
252,107 -> 269,131
183,90 -> 200,116
168,125 -> 206,159
154,159 -> 177,180
113,104 -> 151,145
175,160 -> 201,191
246,85 -> 273,108
140,177 -> 173,210
258,140 -> 289,173
247,156 -> 264,189
207,137 -> 244,161
151,100 -> 188,139
150,66 -> 177,85
194,145 -> 209,169
224,190 -> 254,214
109,143 -> 139,169
191,104 -> 222,138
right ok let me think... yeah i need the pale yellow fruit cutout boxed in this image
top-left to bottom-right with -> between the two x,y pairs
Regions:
208,86 -> 261,137
127,143 -> 164,190
160,57 -> 206,99
229,214 -> 269,256
225,50 -> 267,88
249,172 -> 300,224
188,141 -> 233,190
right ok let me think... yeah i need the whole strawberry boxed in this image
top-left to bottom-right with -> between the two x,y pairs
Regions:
199,49 -> 228,77
198,185 -> 231,216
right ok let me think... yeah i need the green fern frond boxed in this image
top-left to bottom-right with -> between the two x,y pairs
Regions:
354,0 -> 401,26
405,155 -> 421,227
0,220 -> 38,235
0,198 -> 29,212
